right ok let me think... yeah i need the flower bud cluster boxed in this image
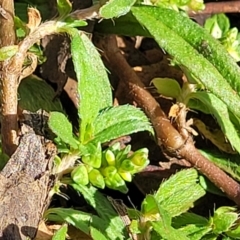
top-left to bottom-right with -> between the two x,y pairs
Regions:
71,142 -> 149,193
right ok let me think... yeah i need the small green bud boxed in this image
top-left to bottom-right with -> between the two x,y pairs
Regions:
115,145 -> 131,163
71,164 -> 89,186
105,149 -> 116,166
120,159 -> 135,172
101,166 -> 117,177
88,169 -> 105,189
129,148 -> 149,167
81,142 -> 102,168
118,169 -> 132,182
105,173 -> 128,193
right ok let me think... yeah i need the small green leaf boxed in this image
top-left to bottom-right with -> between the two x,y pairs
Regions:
91,105 -> 154,144
90,227 -> 109,240
0,45 -> 18,61
204,14 -> 230,38
57,0 -> 72,18
82,142 -> 102,168
70,184 -> 128,239
141,195 -> 161,218
52,224 -> 68,240
170,212 -> 211,239
64,18 -> 88,28
45,208 -> 92,234
151,221 -> 189,240
211,207 -> 238,234
100,0 -> 137,19
48,112 -> 79,149
144,196 -> 189,240
155,169 -> 205,217
71,164 -> 89,186
152,78 -> 182,99
226,224 -> 240,239
190,92 -> 240,154
172,212 -> 209,228
88,169 -> 105,189
18,75 -> 63,112
65,29 -> 112,142
104,172 -> 128,193
204,15 -> 223,39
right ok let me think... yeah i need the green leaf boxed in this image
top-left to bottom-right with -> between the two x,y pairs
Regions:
52,224 -> 68,240
91,105 -> 154,144
100,0 -> 137,19
70,183 -> 128,239
48,112 -> 79,149
152,78 -> 182,99
131,6 -> 240,119
226,224 -> 240,239
82,142 -> 102,168
154,169 -> 205,217
151,221 -> 189,240
190,92 -> 240,154
64,19 -> 87,28
90,227 -> 110,240
18,75 -> 63,112
204,14 -> 230,38
211,207 -> 238,234
172,212 -> 209,228
45,208 -> 92,234
172,213 -> 212,239
65,29 -> 112,142
0,45 -> 18,61
144,197 -> 189,240
57,0 -> 72,18
71,164 -> 89,185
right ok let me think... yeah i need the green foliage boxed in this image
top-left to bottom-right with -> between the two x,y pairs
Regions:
204,14 -> 240,62
8,1 -> 240,239
18,75 -> 63,113
91,105 -> 154,144
0,45 -> 18,61
46,184 -> 129,239
57,0 -> 72,18
48,112 -> 78,150
47,2 -> 154,194
99,0 -> 137,19
52,224 -> 68,240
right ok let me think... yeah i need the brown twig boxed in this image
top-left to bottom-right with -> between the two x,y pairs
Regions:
97,34 -> 240,206
0,0 -> 17,156
189,1 -> 240,16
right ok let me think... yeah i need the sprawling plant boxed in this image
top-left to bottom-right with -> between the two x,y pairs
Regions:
1,0 -> 240,239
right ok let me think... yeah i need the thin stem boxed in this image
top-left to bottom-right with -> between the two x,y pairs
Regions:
0,0 -> 17,156
189,1 -> 240,16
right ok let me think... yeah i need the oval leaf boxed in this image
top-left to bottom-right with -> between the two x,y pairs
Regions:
48,112 -> 79,149
91,105 -> 154,144
152,78 -> 182,99
66,29 -> 112,142
100,0 -> 137,19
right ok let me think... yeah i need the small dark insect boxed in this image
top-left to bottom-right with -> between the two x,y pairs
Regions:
199,40 -> 212,57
